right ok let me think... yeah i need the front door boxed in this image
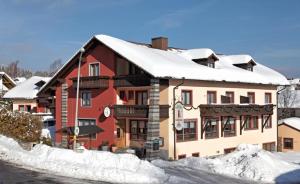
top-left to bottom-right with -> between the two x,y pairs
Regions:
115,119 -> 126,148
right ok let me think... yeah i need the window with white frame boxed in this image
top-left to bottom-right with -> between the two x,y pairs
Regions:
81,91 -> 91,107
89,63 -> 100,76
78,119 -> 96,139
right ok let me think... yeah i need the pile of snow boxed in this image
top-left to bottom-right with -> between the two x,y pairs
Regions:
0,135 -> 168,183
153,144 -> 300,183
41,129 -> 51,139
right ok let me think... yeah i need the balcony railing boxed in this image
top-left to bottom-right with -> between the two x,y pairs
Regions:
114,105 -> 169,118
113,75 -> 151,87
199,104 -> 274,116
71,76 -> 109,89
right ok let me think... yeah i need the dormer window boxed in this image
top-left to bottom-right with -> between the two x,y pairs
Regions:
192,54 -> 218,68
233,59 -> 256,72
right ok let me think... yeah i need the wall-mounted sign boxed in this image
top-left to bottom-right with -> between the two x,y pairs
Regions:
103,106 -> 111,118
175,103 -> 184,131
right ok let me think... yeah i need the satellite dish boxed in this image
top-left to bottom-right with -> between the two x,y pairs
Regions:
104,106 -> 111,118
175,121 -> 184,131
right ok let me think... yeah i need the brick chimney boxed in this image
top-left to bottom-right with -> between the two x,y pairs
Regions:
151,37 -> 168,50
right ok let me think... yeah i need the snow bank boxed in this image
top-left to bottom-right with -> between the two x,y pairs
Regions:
41,129 -> 51,139
0,135 -> 168,183
153,144 -> 300,183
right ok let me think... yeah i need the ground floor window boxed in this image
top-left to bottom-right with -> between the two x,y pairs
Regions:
244,116 -> 258,130
222,117 -> 236,137
176,119 -> 197,142
263,142 -> 276,152
78,119 -> 97,139
130,120 -> 147,140
283,138 -> 293,149
178,154 -> 186,159
224,147 -> 236,154
192,152 -> 200,157
204,117 -> 219,139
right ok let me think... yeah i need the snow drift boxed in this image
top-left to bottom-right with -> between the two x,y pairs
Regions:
153,144 -> 300,183
0,135 -> 168,183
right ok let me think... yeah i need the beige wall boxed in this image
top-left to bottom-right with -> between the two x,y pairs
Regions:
278,124 -> 300,152
162,79 -> 277,159
12,99 -> 37,111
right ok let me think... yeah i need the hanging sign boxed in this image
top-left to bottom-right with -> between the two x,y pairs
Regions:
175,103 -> 184,131
103,106 -> 111,118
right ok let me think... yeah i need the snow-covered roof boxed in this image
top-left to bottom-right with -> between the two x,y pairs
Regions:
179,48 -> 218,60
278,117 -> 300,131
4,76 -> 51,99
95,35 -> 287,85
289,78 -> 300,85
14,77 -> 27,85
221,55 -> 256,65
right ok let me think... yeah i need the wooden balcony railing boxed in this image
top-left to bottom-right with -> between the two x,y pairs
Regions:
114,105 -> 169,118
113,75 -> 151,87
71,76 -> 109,89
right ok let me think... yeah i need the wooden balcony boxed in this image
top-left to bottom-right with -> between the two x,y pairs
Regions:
114,105 -> 169,118
71,76 -> 109,89
199,104 -> 274,116
113,75 -> 151,87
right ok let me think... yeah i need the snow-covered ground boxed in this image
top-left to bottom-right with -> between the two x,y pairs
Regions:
153,144 -> 300,183
0,135 -> 170,184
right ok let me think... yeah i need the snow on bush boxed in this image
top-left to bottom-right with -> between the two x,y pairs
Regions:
0,135 -> 168,183
153,144 -> 300,183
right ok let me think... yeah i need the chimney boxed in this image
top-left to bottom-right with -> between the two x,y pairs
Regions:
151,37 -> 168,50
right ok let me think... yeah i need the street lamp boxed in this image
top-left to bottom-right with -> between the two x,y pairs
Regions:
73,47 -> 85,150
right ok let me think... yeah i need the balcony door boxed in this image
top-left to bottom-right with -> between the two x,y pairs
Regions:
115,119 -> 126,148
136,91 -> 148,105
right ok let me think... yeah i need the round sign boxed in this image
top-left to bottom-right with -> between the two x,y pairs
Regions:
175,121 -> 184,131
104,106 -> 111,118
74,127 -> 80,136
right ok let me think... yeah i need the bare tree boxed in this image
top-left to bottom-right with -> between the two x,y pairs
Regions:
49,59 -> 62,76
278,86 -> 298,119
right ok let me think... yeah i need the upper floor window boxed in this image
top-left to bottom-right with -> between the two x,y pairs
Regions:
247,92 -> 255,104
130,120 -> 147,140
89,63 -> 100,76
119,90 -> 127,101
81,91 -> 91,107
207,91 -> 217,104
181,90 -> 192,106
78,119 -> 96,139
225,91 -> 234,103
265,93 -> 272,104
176,119 -> 197,142
136,91 -> 148,105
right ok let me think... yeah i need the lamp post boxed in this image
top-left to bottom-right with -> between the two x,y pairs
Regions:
73,47 -> 85,150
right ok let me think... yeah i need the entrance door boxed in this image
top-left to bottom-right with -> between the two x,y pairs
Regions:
115,119 -> 126,148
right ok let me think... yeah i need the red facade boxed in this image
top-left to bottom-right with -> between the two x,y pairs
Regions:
55,44 -> 117,149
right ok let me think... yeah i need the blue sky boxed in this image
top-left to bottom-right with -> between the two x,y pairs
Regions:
0,0 -> 299,78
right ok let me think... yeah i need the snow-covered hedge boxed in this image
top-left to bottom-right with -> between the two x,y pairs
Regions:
0,108 -> 42,142
0,135 -> 168,183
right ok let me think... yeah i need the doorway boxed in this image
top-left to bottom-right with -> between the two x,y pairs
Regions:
115,119 -> 126,148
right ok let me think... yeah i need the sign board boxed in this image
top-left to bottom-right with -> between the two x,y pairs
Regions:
103,106 -> 111,118
74,127 -> 80,136
175,121 -> 184,131
175,103 -> 184,130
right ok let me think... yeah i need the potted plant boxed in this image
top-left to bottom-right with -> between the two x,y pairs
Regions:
101,140 -> 109,151
111,143 -> 117,152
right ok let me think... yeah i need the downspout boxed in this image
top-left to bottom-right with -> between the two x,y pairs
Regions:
172,78 -> 184,160
277,85 -> 287,152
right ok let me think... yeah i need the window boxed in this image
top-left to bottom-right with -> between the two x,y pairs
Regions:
204,118 -> 219,139
81,91 -> 91,107
265,93 -> 272,104
128,90 -> 134,100
176,119 -> 197,142
244,116 -> 258,130
263,142 -> 276,152
130,120 -> 147,140
181,90 -> 192,106
207,91 -> 217,104
119,91 -> 127,101
136,91 -> 148,105
247,92 -> 255,104
192,153 -> 200,157
207,62 -> 215,68
178,154 -> 186,159
225,92 -> 234,103
283,138 -> 293,149
222,117 -> 236,137
19,105 -> 25,112
78,119 -> 96,139
247,65 -> 253,71
224,148 -> 236,154
89,63 -> 100,76
26,105 -> 31,112
263,115 -> 272,128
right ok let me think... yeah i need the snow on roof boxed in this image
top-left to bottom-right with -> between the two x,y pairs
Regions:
3,76 -> 50,99
14,77 -> 27,85
221,55 -> 256,65
95,34 -> 288,85
178,48 -> 218,60
278,117 -> 300,131
289,78 -> 300,85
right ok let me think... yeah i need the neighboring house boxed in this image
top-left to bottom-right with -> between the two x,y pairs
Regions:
0,72 -> 16,97
4,76 -> 51,113
37,35 -> 288,160
278,78 -> 300,119
278,117 -> 300,152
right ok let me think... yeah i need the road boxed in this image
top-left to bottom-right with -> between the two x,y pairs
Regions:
0,161 -> 258,184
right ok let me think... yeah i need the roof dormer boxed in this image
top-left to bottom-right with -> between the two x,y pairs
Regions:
225,55 -> 257,71
179,48 -> 219,68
